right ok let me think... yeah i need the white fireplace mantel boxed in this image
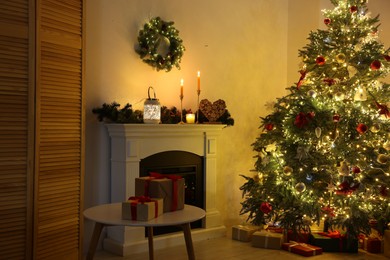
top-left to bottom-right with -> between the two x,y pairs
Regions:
103,123 -> 226,256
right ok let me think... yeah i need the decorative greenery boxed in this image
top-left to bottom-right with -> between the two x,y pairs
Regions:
92,103 -> 234,125
240,0 -> 390,240
92,102 -> 143,123
135,17 -> 185,72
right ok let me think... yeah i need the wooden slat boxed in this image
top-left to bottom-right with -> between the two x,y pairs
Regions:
35,1 -> 84,259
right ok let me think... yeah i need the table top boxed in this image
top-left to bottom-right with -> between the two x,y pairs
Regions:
84,203 -> 206,227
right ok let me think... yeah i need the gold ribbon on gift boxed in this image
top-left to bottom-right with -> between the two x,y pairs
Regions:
235,225 -> 254,241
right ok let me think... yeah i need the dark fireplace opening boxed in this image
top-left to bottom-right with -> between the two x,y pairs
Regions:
139,150 -> 204,236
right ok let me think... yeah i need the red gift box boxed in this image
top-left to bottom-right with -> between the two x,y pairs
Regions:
135,172 -> 184,212
282,241 -> 323,257
365,237 -> 382,253
122,196 -> 163,221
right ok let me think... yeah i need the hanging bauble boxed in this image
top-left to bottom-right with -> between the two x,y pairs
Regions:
264,123 -> 274,131
352,166 -> 361,174
377,154 -> 390,164
260,202 -> 272,214
356,123 -> 368,134
315,127 -> 322,138
354,87 -> 367,101
324,18 -> 331,25
316,56 -> 326,65
336,53 -> 346,63
295,182 -> 306,193
350,6 -> 358,13
370,123 -> 381,133
283,166 -> 293,176
333,114 -> 341,123
384,55 -> 390,62
338,161 -> 350,176
383,141 -> 390,151
307,90 -> 317,98
370,60 -> 381,70
334,92 -> 345,101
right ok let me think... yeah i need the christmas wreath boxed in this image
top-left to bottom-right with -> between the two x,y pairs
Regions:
135,17 -> 185,72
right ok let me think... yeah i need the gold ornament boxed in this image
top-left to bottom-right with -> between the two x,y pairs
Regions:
336,53 -> 346,63
295,182 -> 306,193
370,124 -> 380,133
377,154 -> 389,165
283,166 -> 293,176
334,92 -> 345,101
338,161 -> 350,175
383,141 -> 390,151
315,127 -> 322,138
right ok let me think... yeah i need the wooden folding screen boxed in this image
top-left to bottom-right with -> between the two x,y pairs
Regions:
0,0 -> 84,259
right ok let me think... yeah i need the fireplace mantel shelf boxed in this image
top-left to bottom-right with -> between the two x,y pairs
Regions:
106,123 -> 227,137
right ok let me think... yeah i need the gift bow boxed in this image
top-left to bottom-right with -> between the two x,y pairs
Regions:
128,196 -> 159,220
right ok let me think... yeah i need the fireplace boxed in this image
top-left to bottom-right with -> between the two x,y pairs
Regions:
140,150 -> 204,235
104,124 -> 226,256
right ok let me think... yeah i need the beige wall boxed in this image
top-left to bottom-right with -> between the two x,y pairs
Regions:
84,0 -> 390,250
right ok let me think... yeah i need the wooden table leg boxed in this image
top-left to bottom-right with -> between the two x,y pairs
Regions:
86,222 -> 105,260
147,226 -> 154,260
182,223 -> 195,260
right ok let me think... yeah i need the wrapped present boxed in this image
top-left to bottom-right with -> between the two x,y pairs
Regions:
232,225 -> 259,242
135,172 -> 185,212
251,230 -> 283,249
365,237 -> 382,253
287,230 -> 310,243
282,241 -> 322,257
384,230 -> 390,257
122,196 -> 163,221
363,230 -> 382,253
309,231 -> 358,253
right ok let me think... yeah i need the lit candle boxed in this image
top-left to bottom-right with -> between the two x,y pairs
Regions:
180,79 -> 184,97
186,113 -> 195,124
197,71 -> 200,91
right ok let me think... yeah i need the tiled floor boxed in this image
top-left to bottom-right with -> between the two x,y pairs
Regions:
91,236 -> 388,260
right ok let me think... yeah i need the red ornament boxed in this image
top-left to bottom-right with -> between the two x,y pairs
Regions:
294,112 -> 314,128
384,55 -> 390,62
350,6 -> 358,13
324,18 -> 331,25
333,114 -> 341,123
370,60 -> 381,70
336,180 -> 360,195
316,56 -> 326,65
260,202 -> 272,214
356,123 -> 368,134
352,166 -> 361,174
264,123 -> 274,131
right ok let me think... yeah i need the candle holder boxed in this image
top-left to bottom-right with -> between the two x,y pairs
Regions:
196,89 -> 201,123
179,93 -> 185,124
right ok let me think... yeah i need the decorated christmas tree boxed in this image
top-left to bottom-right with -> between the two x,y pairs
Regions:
240,0 -> 390,241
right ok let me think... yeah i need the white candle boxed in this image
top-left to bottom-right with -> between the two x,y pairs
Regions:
186,113 -> 195,124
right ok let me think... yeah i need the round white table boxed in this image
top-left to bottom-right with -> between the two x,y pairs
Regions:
84,203 -> 206,260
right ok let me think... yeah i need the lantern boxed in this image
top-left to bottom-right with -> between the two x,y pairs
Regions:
143,86 -> 161,124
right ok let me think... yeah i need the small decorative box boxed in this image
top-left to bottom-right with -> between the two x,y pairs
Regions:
384,230 -> 390,257
251,230 -> 283,249
364,237 -> 382,254
135,173 -> 185,212
282,242 -> 323,257
122,196 -> 163,221
232,225 -> 259,242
